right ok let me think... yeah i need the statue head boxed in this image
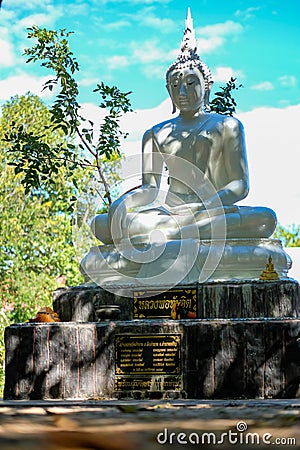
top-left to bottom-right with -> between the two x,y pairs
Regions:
166,8 -> 214,113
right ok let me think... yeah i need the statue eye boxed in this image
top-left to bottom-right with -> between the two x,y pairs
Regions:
187,80 -> 195,85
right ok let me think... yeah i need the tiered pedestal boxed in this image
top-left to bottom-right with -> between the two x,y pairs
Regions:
53,280 -> 299,322
4,280 -> 300,400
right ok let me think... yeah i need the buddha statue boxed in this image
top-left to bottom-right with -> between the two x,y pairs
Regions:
260,256 -> 279,281
91,9 -> 275,244
80,9 -> 291,288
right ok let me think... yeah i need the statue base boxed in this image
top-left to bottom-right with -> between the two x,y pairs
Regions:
53,279 -> 299,322
4,279 -> 300,400
80,238 -> 291,287
4,318 -> 300,400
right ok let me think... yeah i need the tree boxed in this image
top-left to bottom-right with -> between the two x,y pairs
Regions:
274,224 -> 300,247
210,77 -> 243,116
0,93 -> 86,394
0,93 -> 84,287
3,27 -> 132,208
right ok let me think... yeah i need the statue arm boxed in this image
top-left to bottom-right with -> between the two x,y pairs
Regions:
208,117 -> 249,207
112,128 -> 163,210
142,127 -> 163,190
108,128 -> 163,238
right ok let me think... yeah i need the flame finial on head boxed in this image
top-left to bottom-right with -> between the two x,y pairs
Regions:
166,8 -> 214,110
181,7 -> 197,56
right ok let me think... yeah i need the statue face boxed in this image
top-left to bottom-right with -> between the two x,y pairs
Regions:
167,67 -> 205,112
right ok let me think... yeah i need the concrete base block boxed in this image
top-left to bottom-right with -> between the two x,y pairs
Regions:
4,319 -> 300,400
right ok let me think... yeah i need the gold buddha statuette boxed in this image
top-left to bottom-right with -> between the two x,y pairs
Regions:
260,256 -> 279,281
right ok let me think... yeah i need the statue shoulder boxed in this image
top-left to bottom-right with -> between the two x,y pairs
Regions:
223,115 -> 244,134
143,118 -> 174,140
208,113 -> 244,137
208,112 -> 242,127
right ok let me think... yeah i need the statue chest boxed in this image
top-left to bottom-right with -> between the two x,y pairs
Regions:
158,128 -> 220,176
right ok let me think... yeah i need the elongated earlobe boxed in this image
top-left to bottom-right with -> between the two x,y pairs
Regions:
204,85 -> 212,112
166,83 -> 176,114
204,92 -> 210,112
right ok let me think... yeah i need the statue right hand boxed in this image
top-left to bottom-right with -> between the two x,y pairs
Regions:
108,200 -> 129,242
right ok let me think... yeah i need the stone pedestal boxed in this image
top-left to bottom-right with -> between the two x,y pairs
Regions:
53,279 -> 300,322
4,280 -> 300,401
4,319 -> 300,400
80,238 -> 291,285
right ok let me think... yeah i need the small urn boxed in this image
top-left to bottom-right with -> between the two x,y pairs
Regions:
95,305 -> 121,322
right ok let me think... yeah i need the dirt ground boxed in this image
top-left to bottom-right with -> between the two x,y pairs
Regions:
0,399 -> 299,450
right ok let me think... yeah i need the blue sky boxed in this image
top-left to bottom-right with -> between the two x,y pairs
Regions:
0,0 -> 299,111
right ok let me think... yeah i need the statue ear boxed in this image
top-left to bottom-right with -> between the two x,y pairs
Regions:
166,84 -> 176,114
204,91 -> 210,112
204,83 -> 213,112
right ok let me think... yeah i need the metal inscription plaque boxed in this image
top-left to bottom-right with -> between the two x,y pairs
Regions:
115,334 -> 182,391
114,376 -> 183,391
133,288 -> 197,319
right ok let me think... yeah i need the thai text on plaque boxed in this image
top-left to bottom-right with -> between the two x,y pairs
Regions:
133,288 -> 197,319
114,375 -> 183,391
115,334 -> 181,375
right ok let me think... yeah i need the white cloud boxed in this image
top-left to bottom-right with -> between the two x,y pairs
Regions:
122,7 -> 176,32
120,98 -> 171,141
0,10 -> 15,24
10,5 -> 63,35
234,7 -> 260,20
284,247 -> 300,281
196,20 -> 243,54
279,75 -> 297,87
0,39 -> 16,67
80,77 -> 101,87
68,3 -> 89,17
213,66 -> 244,82
197,20 -> 243,38
197,36 -> 223,54
80,102 -> 108,134
16,12 -> 59,30
238,104 -> 300,226
141,63 -> 166,80
251,81 -> 274,91
107,55 -> 130,70
131,40 -> 174,64
0,72 -> 55,102
104,20 -> 131,30
0,4 -> 65,72
7,0 -> 53,9
100,0 -> 171,3
141,15 -> 175,33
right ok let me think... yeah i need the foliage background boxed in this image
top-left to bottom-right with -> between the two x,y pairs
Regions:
0,93 -> 85,394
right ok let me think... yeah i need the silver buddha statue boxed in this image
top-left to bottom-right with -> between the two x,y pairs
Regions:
80,9 -> 291,290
